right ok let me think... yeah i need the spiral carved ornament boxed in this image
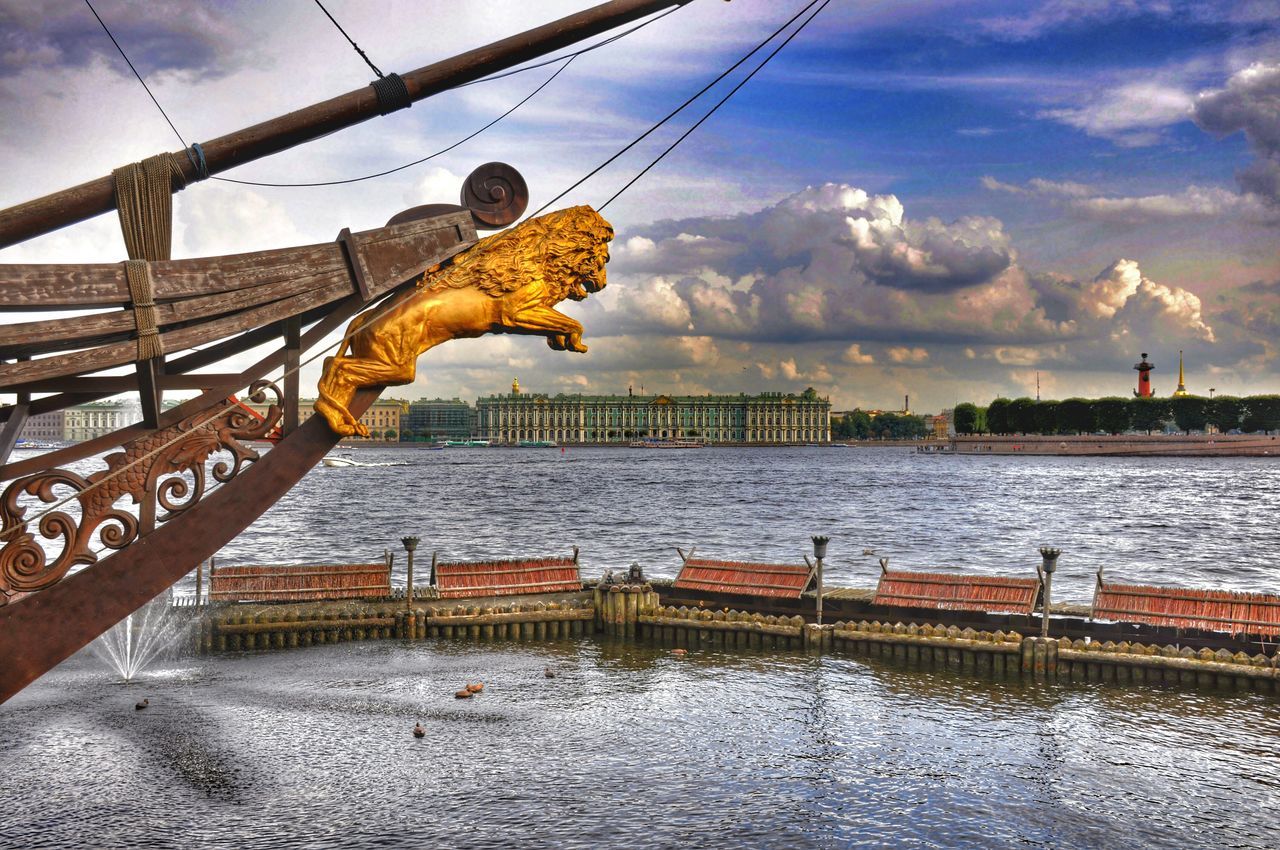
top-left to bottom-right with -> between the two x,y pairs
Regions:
0,381 -> 282,605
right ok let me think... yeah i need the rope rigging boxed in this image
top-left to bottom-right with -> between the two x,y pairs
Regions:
600,0 -> 832,211
214,56 -> 578,188
311,0 -> 386,79
530,0 -> 826,218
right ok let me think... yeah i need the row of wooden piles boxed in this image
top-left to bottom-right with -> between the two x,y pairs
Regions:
198,600 -> 593,652
826,620 -> 1280,693
191,587 -> 1280,695
638,604 -> 809,650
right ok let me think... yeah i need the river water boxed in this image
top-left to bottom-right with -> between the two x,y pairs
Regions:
218,445 -> 1279,604
3,446 -> 1279,848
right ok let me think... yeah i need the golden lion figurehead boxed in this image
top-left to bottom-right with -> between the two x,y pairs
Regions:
422,204 -> 613,302
315,205 -> 613,436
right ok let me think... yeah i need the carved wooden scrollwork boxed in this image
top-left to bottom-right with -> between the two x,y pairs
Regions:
0,381 -> 282,605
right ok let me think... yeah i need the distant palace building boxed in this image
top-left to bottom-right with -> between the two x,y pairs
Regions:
474,381 -> 831,444
19,399 -> 181,444
406,397 -> 473,441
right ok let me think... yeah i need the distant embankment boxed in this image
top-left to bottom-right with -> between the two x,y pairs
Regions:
943,434 -> 1280,457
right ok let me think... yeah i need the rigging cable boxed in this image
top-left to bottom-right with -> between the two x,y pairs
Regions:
82,0 -> 189,149
312,0 -> 385,78
214,55 -> 578,188
454,4 -> 683,88
600,0 -> 832,211
529,0 -> 823,219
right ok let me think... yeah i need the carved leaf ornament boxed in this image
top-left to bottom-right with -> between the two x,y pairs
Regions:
0,382 -> 282,605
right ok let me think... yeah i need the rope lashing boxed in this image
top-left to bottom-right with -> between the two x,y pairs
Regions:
124,260 -> 164,360
371,72 -> 411,115
112,153 -> 183,261
185,142 -> 210,181
113,152 -> 183,359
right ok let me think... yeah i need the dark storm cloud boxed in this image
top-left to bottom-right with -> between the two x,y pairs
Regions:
1194,62 -> 1280,204
0,1 -> 244,79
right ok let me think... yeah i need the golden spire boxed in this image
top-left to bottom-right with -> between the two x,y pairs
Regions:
1172,350 -> 1189,397
512,377 -> 520,395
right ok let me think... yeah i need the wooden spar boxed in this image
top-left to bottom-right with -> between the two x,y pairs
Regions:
0,0 -> 694,249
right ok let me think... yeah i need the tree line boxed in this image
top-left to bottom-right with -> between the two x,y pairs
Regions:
831,410 -> 930,440
953,395 -> 1280,436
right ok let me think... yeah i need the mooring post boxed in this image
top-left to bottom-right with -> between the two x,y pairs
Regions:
811,535 -> 829,626
1038,546 -> 1060,639
402,536 -> 420,610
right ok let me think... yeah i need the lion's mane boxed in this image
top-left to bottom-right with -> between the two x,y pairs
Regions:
419,205 -> 612,298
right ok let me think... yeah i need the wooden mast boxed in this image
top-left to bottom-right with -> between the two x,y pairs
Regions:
0,0 -> 693,250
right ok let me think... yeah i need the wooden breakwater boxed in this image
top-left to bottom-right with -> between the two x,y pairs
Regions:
197,597 -> 593,652
183,581 -> 1280,696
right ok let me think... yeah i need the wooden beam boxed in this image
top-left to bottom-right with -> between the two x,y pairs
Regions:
135,358 -> 162,428
0,0 -> 694,249
0,402 -> 29,466
0,243 -> 345,311
283,316 -> 300,435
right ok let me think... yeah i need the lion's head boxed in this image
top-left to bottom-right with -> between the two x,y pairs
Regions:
422,204 -> 613,303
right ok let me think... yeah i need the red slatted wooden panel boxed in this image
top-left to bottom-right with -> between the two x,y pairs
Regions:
434,557 -> 581,599
209,563 -> 390,602
873,570 -> 1040,615
1093,581 -> 1280,636
674,558 -> 813,599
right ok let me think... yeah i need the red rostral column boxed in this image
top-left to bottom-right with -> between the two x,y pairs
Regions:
1133,353 -> 1155,397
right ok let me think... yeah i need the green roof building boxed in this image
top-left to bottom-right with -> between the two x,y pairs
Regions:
474,385 -> 830,445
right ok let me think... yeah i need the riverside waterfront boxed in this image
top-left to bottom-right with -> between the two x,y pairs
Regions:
202,445 -> 1279,604
4,445 -> 1280,849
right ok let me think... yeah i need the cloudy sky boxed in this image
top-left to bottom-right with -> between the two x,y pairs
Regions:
2,0 -> 1278,413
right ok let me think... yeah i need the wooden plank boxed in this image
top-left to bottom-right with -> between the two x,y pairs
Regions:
0,223 -> 474,386
0,266 -> 346,358
1,288 -> 369,479
0,243 -> 345,309
0,229 -> 466,477
283,317 -> 300,436
0,402 -> 29,466
135,358 -> 162,428
0,279 -> 353,385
